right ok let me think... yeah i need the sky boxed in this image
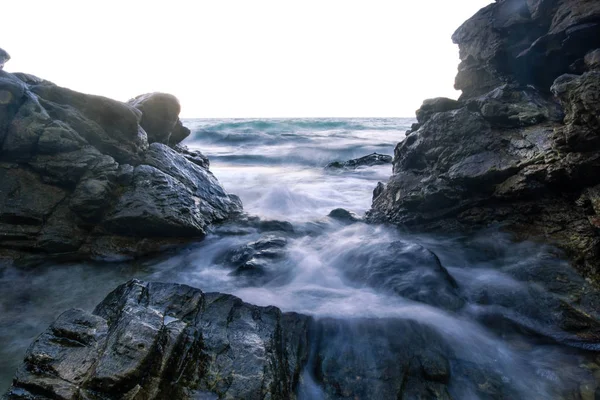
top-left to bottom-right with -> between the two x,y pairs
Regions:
1,0 -> 492,118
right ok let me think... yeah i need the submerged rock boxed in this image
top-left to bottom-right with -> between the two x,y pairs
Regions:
0,67 -> 241,263
369,0 -> 600,282
219,235 -> 289,284
326,152 -> 392,169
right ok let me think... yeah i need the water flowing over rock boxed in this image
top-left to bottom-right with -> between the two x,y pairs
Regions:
326,152 -> 392,169
369,0 -> 600,282
0,67 -> 241,263
3,280 -> 311,400
7,279 -> 587,400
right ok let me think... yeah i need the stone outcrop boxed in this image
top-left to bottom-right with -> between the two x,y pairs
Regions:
368,0 -> 600,282
8,279 -> 592,400
127,93 -> 190,145
0,64 -> 241,263
3,280 -> 311,400
326,152 -> 392,170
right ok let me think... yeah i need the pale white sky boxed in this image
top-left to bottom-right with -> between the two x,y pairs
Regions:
1,0 -> 492,118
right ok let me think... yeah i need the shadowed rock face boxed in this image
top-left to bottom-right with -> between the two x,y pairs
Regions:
369,0 -> 600,282
6,280 -> 580,400
2,280 -> 311,400
0,69 -> 241,263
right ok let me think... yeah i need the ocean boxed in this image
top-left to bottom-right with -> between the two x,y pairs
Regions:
0,118 -> 593,397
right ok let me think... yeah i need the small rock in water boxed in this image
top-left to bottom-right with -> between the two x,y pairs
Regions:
326,152 -> 392,170
219,235 -> 289,284
0,47 -> 9,70
328,208 -> 362,223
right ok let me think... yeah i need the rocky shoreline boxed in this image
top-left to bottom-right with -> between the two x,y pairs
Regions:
3,0 -> 600,399
0,64 -> 241,265
368,0 -> 600,283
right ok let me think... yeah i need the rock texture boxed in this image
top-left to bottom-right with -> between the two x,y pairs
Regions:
3,280 -> 310,400
326,152 -> 392,170
369,0 -> 600,282
0,67 -> 241,263
7,279 -> 587,400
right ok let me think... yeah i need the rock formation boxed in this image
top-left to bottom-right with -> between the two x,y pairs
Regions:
326,152 -> 392,169
8,279 -> 590,400
369,0 -> 600,282
0,61 -> 241,264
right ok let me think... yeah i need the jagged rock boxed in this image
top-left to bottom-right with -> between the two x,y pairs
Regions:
373,182 -> 385,201
219,235 -> 289,284
0,48 -> 9,70
128,93 -> 190,145
452,0 -> 600,98
5,280 -> 571,400
415,97 -> 461,124
551,71 -> 600,151
326,152 -> 392,169
585,49 -> 600,71
466,84 -> 563,127
369,0 -> 600,282
172,144 -> 210,169
3,280 -> 311,399
0,70 -> 241,262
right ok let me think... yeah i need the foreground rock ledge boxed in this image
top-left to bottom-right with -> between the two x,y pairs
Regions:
368,0 -> 600,282
0,68 -> 241,263
8,279 -> 584,400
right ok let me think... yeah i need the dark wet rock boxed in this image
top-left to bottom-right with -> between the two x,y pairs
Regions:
3,280 -> 311,400
405,122 -> 421,135
219,235 -> 289,284
328,208 -> 362,223
0,69 -> 241,263
452,0 -> 600,99
5,280 -> 573,400
326,152 -> 392,170
308,319 -> 455,400
415,97 -> 461,124
0,48 -> 9,70
172,143 -> 210,169
128,92 -> 190,145
369,1 -> 600,283
585,49 -> 600,71
466,84 -> 563,127
372,181 -> 385,201
551,71 -> 600,151
338,240 -> 464,311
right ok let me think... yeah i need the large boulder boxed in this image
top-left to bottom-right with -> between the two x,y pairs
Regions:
3,280 -> 311,399
452,0 -> 600,99
128,92 -> 190,145
0,69 -> 241,263
369,0 -> 600,282
4,280 -> 597,399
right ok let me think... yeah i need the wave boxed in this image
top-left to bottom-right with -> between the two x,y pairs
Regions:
182,118 -> 413,145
